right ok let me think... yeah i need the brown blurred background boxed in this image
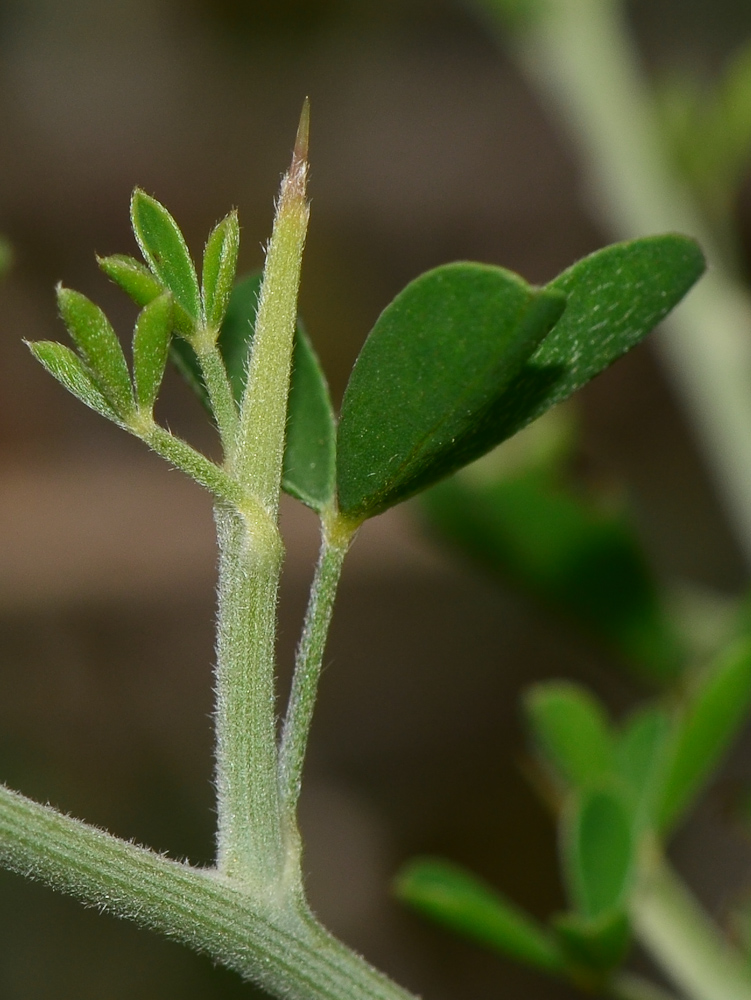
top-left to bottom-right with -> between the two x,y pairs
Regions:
0,1 -> 750,997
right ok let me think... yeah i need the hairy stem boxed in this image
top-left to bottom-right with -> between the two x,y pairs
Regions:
214,503 -> 285,890
194,337 -> 239,454
630,857 -> 751,1000
279,515 -> 354,841
235,101 -> 310,510
487,0 -> 751,567
0,784 -> 418,1000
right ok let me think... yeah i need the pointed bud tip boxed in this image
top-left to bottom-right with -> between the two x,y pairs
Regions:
293,97 -> 310,167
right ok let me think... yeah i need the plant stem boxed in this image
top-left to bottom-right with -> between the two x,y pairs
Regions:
630,857 -> 751,1000
212,101 -> 311,890
142,423 -> 246,506
0,784 -> 418,1000
486,0 -> 751,567
214,502 -> 286,890
610,971 -> 681,1000
235,100 -> 310,511
194,336 -> 239,454
279,514 -> 355,841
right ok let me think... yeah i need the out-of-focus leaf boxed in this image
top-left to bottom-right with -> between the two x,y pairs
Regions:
657,638 -> 751,833
524,682 -> 616,790
395,858 -> 566,974
56,286 -> 134,418
337,262 -> 566,520
130,189 -> 201,325
26,341 -> 121,424
172,273 -> 336,512
202,211 -> 239,331
423,466 -> 683,682
553,909 -> 630,974
132,293 -> 173,412
0,237 -> 12,279
562,788 -> 635,918
617,706 -> 672,825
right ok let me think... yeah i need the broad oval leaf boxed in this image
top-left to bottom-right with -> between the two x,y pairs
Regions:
130,189 -> 201,325
657,638 -> 751,834
336,263 -> 567,521
395,857 -> 566,974
562,788 -> 635,918
26,340 -> 122,424
57,286 -> 134,418
171,273 -> 336,512
490,235 -> 705,443
202,211 -> 240,331
524,681 -> 616,790
132,293 -> 173,411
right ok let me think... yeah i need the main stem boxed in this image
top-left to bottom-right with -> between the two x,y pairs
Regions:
491,0 -> 751,567
214,103 -> 311,888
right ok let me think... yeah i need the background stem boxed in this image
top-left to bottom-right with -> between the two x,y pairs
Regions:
486,0 -> 751,567
630,859 -> 751,1000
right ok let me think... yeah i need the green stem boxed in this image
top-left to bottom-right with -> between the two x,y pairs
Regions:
0,784 -> 417,1000
214,503 -> 285,890
235,103 -> 310,511
488,0 -> 751,567
630,858 -> 751,1000
610,971 -> 681,1000
279,516 -> 354,839
194,337 -> 239,455
142,423 -> 246,506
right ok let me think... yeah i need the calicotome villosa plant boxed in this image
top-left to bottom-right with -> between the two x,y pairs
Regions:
1,101 -> 705,1000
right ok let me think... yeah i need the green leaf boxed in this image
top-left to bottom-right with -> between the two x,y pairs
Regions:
617,706 -> 672,824
130,189 -> 201,325
657,638 -> 751,833
337,263 -> 567,520
98,254 -> 195,337
422,466 -> 684,683
395,858 -> 566,974
56,286 -> 134,418
202,211 -> 240,331
489,235 -> 705,444
524,682 -> 616,790
132,293 -> 173,412
171,273 -> 336,512
562,788 -> 635,918
26,341 -> 122,423
553,909 -> 630,974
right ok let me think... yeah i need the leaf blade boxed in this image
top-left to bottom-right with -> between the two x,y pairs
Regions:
132,293 -> 173,411
130,189 -> 201,325
27,340 -> 122,423
56,286 -> 134,418
202,211 -> 240,331
337,262 -> 566,520
395,858 -> 566,974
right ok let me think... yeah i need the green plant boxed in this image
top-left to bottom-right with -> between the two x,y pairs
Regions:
0,94 -> 705,999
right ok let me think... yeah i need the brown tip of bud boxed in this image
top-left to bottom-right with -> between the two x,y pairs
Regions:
293,97 -> 310,169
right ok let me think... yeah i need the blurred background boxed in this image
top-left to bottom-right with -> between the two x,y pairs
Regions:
0,0 -> 750,997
